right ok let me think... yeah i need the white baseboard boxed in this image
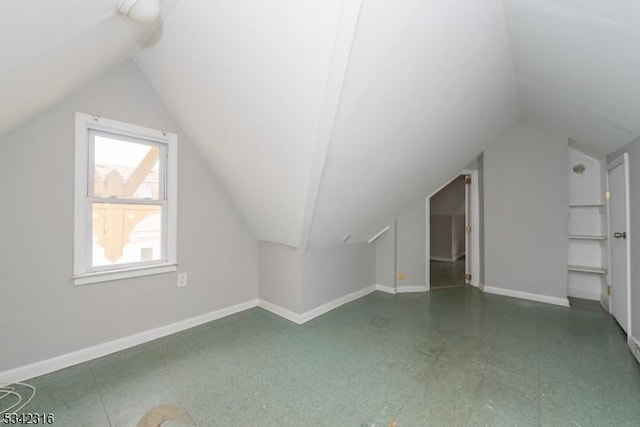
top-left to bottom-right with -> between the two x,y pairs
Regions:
260,285 -> 378,324
396,285 -> 428,293
299,285 -> 377,323
483,285 -> 570,307
430,256 -> 455,263
375,284 -> 396,294
258,299 -> 304,325
629,336 -> 640,365
567,288 -> 601,301
1,282 -> 412,384
0,298 -> 260,385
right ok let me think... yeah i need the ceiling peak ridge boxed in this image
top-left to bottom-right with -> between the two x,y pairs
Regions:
508,0 -> 640,40
297,0 -> 364,252
517,76 -> 639,137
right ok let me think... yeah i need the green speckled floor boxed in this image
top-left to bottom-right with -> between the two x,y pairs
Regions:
7,288 -> 640,426
430,259 -> 466,288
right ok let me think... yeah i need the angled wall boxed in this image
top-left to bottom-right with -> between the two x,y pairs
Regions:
483,118 -> 568,304
0,61 -> 259,373
375,224 -> 396,288
259,242 -> 302,314
301,243 -> 375,313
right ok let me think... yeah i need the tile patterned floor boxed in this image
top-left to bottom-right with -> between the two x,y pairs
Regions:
430,259 -> 466,288
4,288 -> 640,426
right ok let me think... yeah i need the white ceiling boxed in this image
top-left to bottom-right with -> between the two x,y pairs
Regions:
0,0 -> 178,139
138,0 -> 519,248
3,0 -> 637,248
504,0 -> 640,154
306,0 -> 519,247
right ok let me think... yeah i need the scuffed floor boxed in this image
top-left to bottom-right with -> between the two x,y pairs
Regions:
7,287 -> 640,426
430,258 -> 466,288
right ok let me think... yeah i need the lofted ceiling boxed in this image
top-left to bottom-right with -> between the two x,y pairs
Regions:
137,0 -> 519,248
504,0 -> 640,155
3,0 -> 638,249
0,0 -> 179,139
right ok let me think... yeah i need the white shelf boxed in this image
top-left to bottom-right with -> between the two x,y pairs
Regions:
568,265 -> 607,275
569,203 -> 605,208
568,235 -> 607,241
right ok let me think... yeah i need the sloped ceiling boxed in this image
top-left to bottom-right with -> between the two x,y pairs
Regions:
503,0 -> 640,155
0,0 -> 178,138
306,0 -> 519,247
137,0 -> 519,248
10,1 -> 635,249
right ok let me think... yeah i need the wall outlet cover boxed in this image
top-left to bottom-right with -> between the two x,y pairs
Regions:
177,273 -> 188,287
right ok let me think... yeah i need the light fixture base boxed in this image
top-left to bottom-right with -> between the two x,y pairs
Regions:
116,0 -> 160,24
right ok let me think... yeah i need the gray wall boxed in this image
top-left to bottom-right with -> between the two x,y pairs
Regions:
301,243 -> 375,312
258,241 -> 301,313
396,202 -> 426,287
430,175 -> 466,261
451,215 -> 465,259
430,216 -> 453,259
431,176 -> 465,215
608,138 -> 640,338
374,224 -> 396,287
483,118 -> 568,299
0,61 -> 259,372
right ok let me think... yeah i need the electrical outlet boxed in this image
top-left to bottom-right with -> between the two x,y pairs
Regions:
177,273 -> 188,288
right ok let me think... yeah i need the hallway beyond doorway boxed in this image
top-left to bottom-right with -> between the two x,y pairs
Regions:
430,258 -> 466,288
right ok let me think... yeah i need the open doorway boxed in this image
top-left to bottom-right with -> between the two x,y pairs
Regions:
425,166 -> 480,291
429,175 -> 468,288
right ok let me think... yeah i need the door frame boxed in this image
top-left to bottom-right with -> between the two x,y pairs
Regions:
606,153 -> 631,338
425,168 -> 480,290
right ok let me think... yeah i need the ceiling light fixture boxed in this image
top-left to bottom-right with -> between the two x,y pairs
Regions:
116,0 -> 160,24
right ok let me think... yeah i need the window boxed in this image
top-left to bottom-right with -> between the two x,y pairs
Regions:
73,113 -> 177,285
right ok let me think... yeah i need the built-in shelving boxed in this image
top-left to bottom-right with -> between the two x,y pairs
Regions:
568,264 -> 607,275
567,147 -> 609,302
568,235 -> 606,241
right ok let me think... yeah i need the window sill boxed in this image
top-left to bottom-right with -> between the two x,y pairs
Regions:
73,263 -> 178,286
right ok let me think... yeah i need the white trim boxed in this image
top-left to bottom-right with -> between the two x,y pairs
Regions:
258,300 -> 304,325
629,336 -> 640,365
73,264 -> 177,285
297,0 -> 364,251
0,299 -> 259,385
73,112 -> 178,285
567,288 -> 600,301
624,154 -> 632,338
260,285 -> 380,324
396,285 -> 428,293
375,284 -> 396,294
430,256 -> 457,263
607,155 -> 625,170
425,168 -> 480,290
483,285 -> 570,307
606,153 -> 632,338
368,226 -> 390,244
299,285 -> 377,323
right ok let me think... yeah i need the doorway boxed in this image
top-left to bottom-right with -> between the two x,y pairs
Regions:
428,173 -> 474,289
607,153 -> 631,336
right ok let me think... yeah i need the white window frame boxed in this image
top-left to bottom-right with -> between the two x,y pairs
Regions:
73,113 -> 178,285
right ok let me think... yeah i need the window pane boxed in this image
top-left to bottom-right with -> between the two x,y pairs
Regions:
92,203 -> 163,267
93,134 -> 161,200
